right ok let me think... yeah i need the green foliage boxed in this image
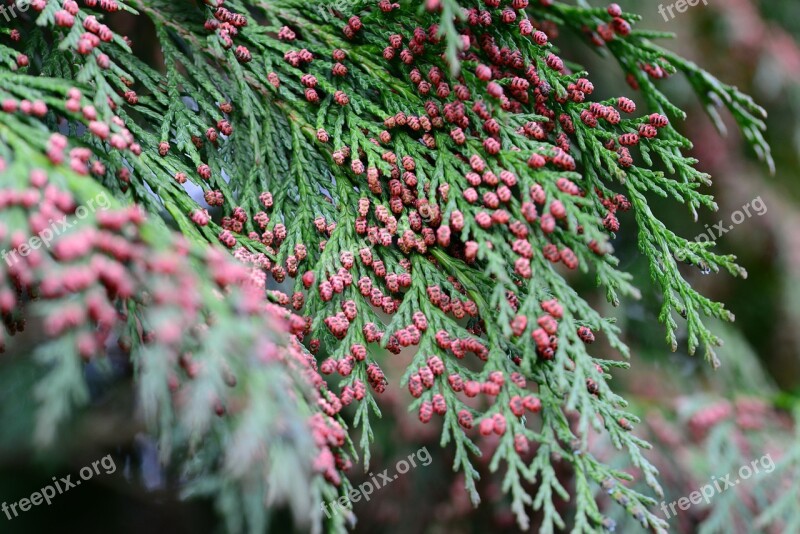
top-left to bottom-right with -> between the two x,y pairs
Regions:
0,0 -> 775,532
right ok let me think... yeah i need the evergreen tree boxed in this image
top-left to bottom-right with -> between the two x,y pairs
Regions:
0,0 -> 785,532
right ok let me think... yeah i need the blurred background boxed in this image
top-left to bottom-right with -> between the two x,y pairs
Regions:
1,0 -> 798,532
